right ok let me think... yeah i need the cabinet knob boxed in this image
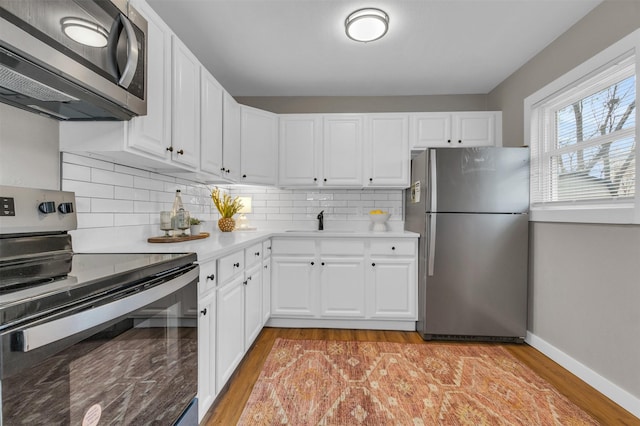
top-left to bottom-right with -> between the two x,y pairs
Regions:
391,246 -> 395,251
369,178 -> 373,182
166,146 -> 174,152
313,178 -> 317,182
264,265 -> 268,269
233,262 -> 240,268
242,174 -> 247,178
247,276 -> 252,281
310,261 -> 315,266
227,169 -> 231,173
372,263 -> 376,267
321,262 -> 325,266
206,274 -> 215,280
323,178 -> 327,182
255,252 -> 260,256
200,308 -> 207,316
243,280 -> 248,285
177,149 -> 184,155
447,140 -> 451,144
458,140 -> 462,144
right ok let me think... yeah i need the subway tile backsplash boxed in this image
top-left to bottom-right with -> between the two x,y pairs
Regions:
61,153 -> 404,231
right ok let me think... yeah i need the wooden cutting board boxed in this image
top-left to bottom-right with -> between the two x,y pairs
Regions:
148,232 -> 210,243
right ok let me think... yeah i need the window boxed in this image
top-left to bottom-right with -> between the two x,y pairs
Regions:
526,29 -> 639,224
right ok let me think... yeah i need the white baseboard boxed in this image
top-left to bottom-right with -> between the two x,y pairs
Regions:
526,332 -> 640,419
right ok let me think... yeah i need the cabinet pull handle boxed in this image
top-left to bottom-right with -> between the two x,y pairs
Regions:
310,262 -> 315,266
233,262 -> 240,268
166,146 -> 174,152
200,308 -> 207,316
177,149 -> 184,155
372,263 -> 376,267
206,274 -> 215,280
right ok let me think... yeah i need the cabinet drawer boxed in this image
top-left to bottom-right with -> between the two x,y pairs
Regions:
199,260 -> 217,295
320,239 -> 365,255
370,240 -> 416,256
245,242 -> 263,268
218,250 -> 244,284
271,239 -> 315,255
262,239 -> 272,259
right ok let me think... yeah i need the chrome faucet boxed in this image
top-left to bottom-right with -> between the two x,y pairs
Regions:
317,210 -> 324,231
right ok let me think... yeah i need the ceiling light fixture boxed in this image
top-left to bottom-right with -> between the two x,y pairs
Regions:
345,8 -> 389,43
61,17 -> 109,48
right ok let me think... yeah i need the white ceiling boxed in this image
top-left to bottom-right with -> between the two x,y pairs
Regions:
146,0 -> 602,97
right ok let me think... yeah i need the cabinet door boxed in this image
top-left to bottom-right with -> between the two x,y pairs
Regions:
222,92 -> 241,180
409,113 -> 452,149
271,256 -> 316,317
216,276 -> 245,391
127,0 -> 171,159
197,292 -> 216,422
262,259 -> 271,325
240,106 -> 277,184
368,259 -> 416,319
244,264 -> 263,348
171,36 -> 200,167
319,258 -> 366,317
366,114 -> 410,187
451,112 -> 498,147
322,115 -> 363,186
200,71 -> 224,175
279,115 -> 322,187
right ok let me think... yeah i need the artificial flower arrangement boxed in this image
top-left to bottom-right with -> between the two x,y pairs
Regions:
211,187 -> 243,231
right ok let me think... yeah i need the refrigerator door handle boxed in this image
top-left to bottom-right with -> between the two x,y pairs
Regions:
430,150 -> 437,212
427,213 -> 436,276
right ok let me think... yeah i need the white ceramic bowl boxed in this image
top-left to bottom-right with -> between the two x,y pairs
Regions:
369,212 -> 390,231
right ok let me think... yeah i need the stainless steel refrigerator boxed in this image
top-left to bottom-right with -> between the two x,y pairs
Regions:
405,147 -> 529,342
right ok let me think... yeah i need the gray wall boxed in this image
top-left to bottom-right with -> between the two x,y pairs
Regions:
0,103 -> 60,190
488,0 -> 640,402
235,94 -> 488,114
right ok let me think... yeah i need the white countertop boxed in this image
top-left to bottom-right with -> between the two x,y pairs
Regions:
72,227 -> 419,263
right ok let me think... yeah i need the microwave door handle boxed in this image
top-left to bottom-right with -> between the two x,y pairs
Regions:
118,14 -> 139,88
106,14 -> 138,89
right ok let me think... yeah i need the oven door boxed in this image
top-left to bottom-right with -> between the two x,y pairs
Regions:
0,264 -> 198,425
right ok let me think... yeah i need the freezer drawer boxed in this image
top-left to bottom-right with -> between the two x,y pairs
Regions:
423,213 -> 528,339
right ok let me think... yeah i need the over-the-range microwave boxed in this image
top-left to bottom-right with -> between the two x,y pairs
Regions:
0,0 -> 147,120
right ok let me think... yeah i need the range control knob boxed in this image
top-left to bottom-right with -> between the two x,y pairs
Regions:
38,201 -> 56,214
58,202 -> 74,214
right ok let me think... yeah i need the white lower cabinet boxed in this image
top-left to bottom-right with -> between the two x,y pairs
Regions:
244,263 -> 263,348
197,291 -> 216,422
269,236 -> 417,328
215,274 -> 245,391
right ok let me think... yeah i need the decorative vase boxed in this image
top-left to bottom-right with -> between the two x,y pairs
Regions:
190,224 -> 201,235
218,217 -> 235,232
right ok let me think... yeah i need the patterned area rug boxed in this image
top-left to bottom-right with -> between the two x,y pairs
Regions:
238,338 -> 598,425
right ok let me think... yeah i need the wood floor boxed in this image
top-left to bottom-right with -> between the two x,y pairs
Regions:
202,327 -> 639,425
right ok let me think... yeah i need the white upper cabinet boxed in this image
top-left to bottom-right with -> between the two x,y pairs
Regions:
410,111 -> 502,150
322,115 -> 363,187
200,71 -> 224,176
240,106 -> 278,185
364,114 -> 410,188
222,92 -> 242,181
171,36 -> 200,168
278,115 -> 322,187
127,0 -> 172,159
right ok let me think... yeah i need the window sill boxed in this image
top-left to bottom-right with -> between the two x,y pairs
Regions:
530,204 -> 636,224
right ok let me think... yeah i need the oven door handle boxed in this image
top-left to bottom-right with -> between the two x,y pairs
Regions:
13,267 -> 198,353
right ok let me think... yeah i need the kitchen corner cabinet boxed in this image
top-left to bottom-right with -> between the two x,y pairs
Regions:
222,93 -> 242,180
200,71 -> 224,176
240,106 -> 278,185
410,111 -> 502,150
364,114 -> 410,188
278,115 -> 322,187
171,36 -> 200,168
322,115 -> 363,187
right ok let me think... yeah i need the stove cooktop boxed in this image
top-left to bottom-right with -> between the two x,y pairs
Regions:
0,252 -> 197,330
